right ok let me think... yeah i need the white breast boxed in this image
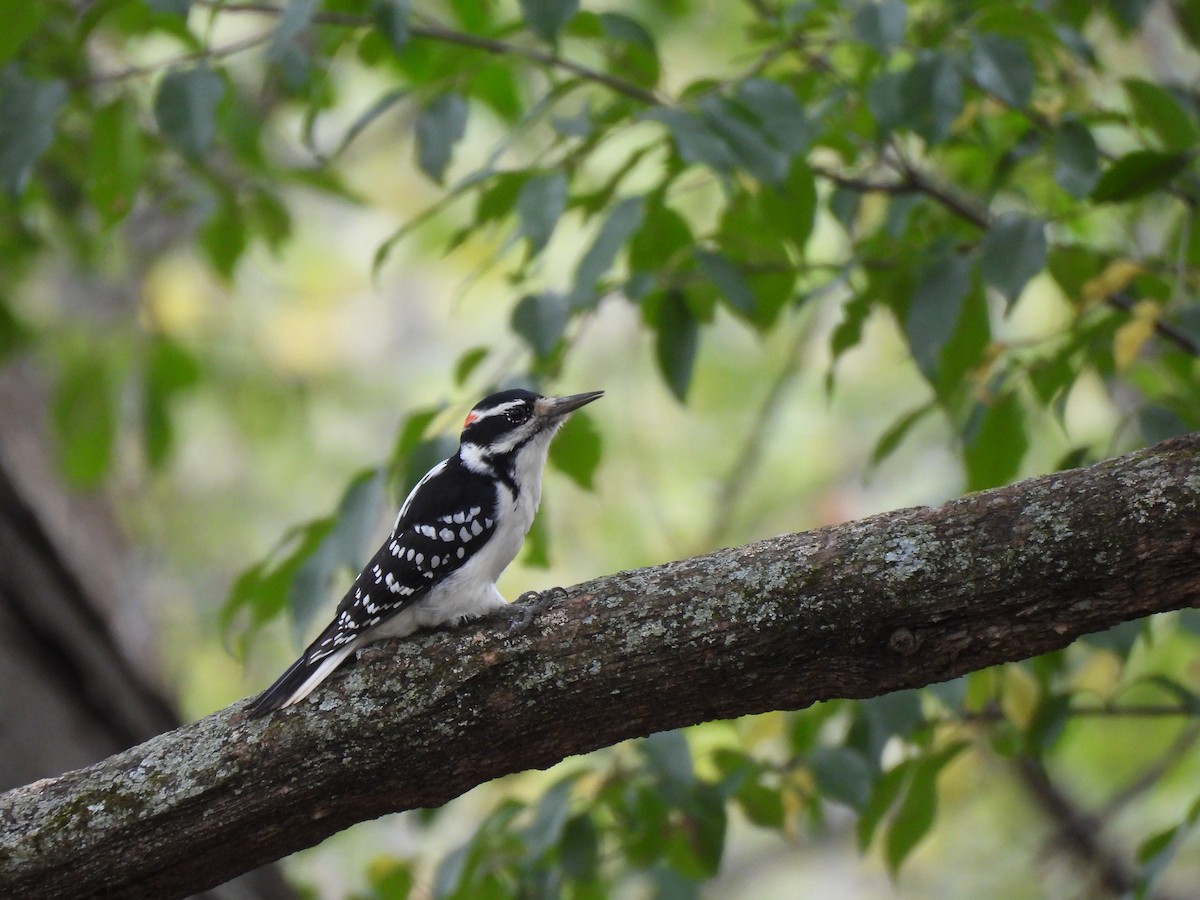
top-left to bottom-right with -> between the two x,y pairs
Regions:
371,430 -> 556,639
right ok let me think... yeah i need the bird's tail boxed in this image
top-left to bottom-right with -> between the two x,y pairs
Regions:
246,643 -> 357,717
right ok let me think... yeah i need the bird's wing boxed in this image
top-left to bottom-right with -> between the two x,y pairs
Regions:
305,458 -> 499,663
247,456 -> 501,715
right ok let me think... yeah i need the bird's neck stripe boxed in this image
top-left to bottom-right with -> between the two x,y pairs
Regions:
459,441 -> 492,475
460,442 -> 520,497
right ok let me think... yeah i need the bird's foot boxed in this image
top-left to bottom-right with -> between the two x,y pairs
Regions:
507,586 -> 569,636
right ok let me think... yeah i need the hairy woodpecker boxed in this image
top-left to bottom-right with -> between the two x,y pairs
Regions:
247,388 -> 603,716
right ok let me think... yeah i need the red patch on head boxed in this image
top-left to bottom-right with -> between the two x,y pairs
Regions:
463,411 -> 479,428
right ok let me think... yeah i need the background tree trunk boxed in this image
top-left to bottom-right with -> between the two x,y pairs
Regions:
1,434 -> 1198,900
0,363 -> 294,900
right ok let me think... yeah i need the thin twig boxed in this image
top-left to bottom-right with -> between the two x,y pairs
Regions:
885,143 -> 993,230
702,310 -> 819,549
1012,756 -> 1183,900
183,1 -> 668,106
881,146 -> 1200,359
81,30 -> 275,86
1101,721 -> 1200,817
1108,291 -> 1200,357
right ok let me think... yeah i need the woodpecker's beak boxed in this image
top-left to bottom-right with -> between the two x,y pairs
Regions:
535,390 -> 604,420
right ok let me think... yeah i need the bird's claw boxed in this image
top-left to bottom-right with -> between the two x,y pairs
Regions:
508,586 -> 569,635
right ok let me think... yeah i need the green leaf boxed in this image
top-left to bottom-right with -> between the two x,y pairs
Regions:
415,92 -> 468,183
289,468 -> 387,640
568,195 -> 644,309
643,107 -> 736,173
447,0 -> 493,31
1024,692 -> 1070,755
512,292 -> 568,360
1080,618 -> 1144,657
248,187 -> 292,253
221,517 -> 334,647
970,34 -> 1033,107
453,346 -> 489,386
597,12 -> 660,88
698,95 -> 789,184
548,410 -> 602,490
390,405 -> 443,465
0,2 -> 46,65
853,0 -> 906,54
981,213 -> 1047,309
147,0 -> 191,15
965,391 -> 1028,490
143,336 -> 201,468
885,746 -> 963,875
200,192 -> 247,280
154,67 -> 225,161
904,250 -> 973,384
0,296 -> 30,362
642,729 -> 695,786
863,690 -> 925,748
0,67 -> 65,195
395,424 -> 456,514
649,866 -> 701,900
809,746 -> 873,811
374,0 -> 411,52
474,172 -> 528,226
519,0 -> 578,42
364,858 -> 414,900
672,784 -> 726,878
432,842 -> 470,898
1176,0 -> 1200,49
857,761 -> 911,851
1091,149 -> 1192,203
524,775 -> 577,857
559,814 -> 599,882
516,172 -> 568,255
270,0 -> 318,59
901,52 -> 963,142
738,781 -> 785,831
466,62 -> 522,123
830,291 -> 874,366
651,291 -> 698,402
695,250 -> 756,320
629,199 -> 692,272
735,78 -> 813,156
53,357 -> 117,487
869,403 -> 935,470
1123,78 -> 1200,151
1109,0 -> 1153,30
867,70 -> 906,137
1054,119 -> 1100,198
89,96 -> 144,223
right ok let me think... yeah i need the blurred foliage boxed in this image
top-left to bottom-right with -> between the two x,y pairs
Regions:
4,0 -> 1200,896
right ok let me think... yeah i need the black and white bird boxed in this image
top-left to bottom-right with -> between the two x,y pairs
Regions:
247,388 -> 603,716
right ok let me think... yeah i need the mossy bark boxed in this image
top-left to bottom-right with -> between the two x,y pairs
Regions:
2,435 -> 1199,899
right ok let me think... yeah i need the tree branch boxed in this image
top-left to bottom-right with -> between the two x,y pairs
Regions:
1013,755 -> 1181,900
176,2 -> 668,106
2,435 -> 1200,898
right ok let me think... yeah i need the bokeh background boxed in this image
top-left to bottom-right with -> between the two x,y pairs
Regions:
3,1 -> 1200,897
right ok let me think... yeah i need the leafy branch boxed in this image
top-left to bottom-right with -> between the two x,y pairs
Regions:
172,1 -> 668,105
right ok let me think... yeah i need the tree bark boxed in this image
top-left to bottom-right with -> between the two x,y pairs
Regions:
2,435 -> 1199,899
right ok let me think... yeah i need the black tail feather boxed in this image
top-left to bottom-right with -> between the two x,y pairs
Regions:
246,654 -> 317,718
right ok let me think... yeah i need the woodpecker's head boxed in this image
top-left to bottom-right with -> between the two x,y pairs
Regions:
459,389 -> 603,466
